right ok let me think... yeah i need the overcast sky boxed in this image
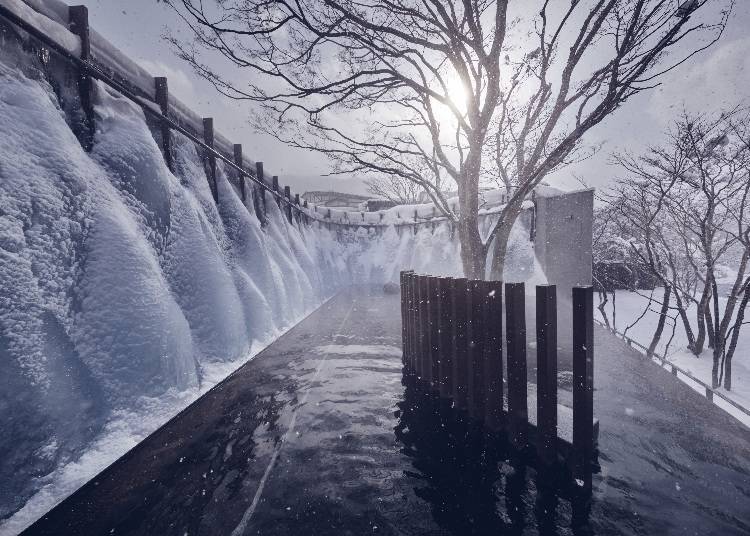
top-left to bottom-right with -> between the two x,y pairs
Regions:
77,0 -> 750,196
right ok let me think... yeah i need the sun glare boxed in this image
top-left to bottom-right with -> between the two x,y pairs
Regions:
432,75 -> 469,125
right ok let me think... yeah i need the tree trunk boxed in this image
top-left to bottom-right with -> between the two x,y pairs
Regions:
489,200 -> 524,280
458,212 -> 486,279
647,286 -> 671,357
672,290 -> 696,353
612,291 -> 617,331
456,157 -> 485,279
694,280 -> 711,354
710,283 -> 721,388
597,291 -> 611,330
724,285 -> 750,391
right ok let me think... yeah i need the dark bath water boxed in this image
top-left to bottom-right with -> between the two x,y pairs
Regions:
23,288 -> 750,535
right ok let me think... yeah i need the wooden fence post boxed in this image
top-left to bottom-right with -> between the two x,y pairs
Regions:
505,282 -> 528,450
68,6 -> 94,151
429,276 -> 440,391
154,77 -> 173,171
400,271 -> 410,367
408,272 -> 417,374
467,279 -> 486,421
202,118 -> 218,203
483,280 -> 504,431
419,276 -> 431,386
536,285 -> 558,466
451,278 -> 469,410
573,285 -> 594,492
294,194 -> 301,224
437,277 -> 453,399
414,274 -> 423,379
232,144 -> 246,204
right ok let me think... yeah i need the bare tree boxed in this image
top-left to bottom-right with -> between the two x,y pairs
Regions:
166,0 -> 731,278
365,175 -> 423,205
606,110 -> 750,389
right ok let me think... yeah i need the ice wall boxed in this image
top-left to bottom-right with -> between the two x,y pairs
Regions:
0,39 -> 537,533
0,42 -> 355,528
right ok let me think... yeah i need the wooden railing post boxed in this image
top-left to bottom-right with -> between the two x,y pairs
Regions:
233,144 -> 246,204
68,6 -> 94,150
573,285 -> 595,492
284,186 -> 293,223
536,285 -> 558,466
154,77 -> 173,171
202,118 -> 218,202
451,278 -> 469,409
272,176 -> 281,208
483,280 -> 504,431
255,162 -> 267,222
505,282 -> 528,450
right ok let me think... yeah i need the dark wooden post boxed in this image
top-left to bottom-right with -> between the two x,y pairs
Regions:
255,162 -> 267,221
408,272 -> 417,374
437,277 -> 453,399
154,77 -> 173,171
400,271 -> 409,367
467,279 -> 486,421
284,186 -> 293,223
573,285 -> 595,492
505,282 -> 528,450
423,275 -> 433,387
272,176 -> 281,207
536,285 -> 558,466
294,194 -> 301,224
69,6 -> 94,151
232,144 -> 246,204
413,274 -> 423,379
483,280 -> 504,431
419,276 -> 432,385
202,118 -> 218,203
451,278 -> 469,409
429,276 -> 440,391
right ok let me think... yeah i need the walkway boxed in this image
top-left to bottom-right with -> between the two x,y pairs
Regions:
23,287 -> 750,535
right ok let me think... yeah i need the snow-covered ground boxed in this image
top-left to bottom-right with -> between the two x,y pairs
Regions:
595,289 -> 750,427
0,38 -> 542,532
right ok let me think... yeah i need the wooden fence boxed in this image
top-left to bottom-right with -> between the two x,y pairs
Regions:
400,271 -> 597,490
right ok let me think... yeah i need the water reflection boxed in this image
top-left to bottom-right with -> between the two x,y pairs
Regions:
395,374 -> 594,535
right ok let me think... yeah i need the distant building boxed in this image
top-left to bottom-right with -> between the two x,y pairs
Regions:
302,191 -> 371,209
365,199 -> 396,212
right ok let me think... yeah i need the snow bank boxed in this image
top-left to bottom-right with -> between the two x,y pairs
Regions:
0,33 -> 539,534
595,289 -> 750,427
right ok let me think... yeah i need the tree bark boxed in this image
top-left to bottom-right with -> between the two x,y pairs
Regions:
724,285 -> 750,391
457,157 -> 485,279
694,280 -> 711,354
648,286 -> 671,357
488,200 -> 524,280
